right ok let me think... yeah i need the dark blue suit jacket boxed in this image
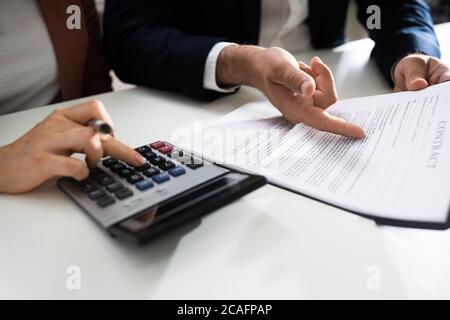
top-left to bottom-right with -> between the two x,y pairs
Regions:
103,0 -> 441,101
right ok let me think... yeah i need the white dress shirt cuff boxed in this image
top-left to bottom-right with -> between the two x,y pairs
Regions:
203,42 -> 240,93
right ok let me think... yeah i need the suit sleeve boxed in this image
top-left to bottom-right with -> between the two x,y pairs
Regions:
103,0 -> 231,101
355,0 -> 441,86
82,0 -> 112,96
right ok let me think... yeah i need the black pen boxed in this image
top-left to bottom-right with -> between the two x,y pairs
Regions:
86,119 -> 113,135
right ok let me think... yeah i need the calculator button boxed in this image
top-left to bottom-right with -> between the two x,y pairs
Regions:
149,156 -> 165,166
159,145 -> 173,154
159,161 -> 176,171
143,167 -> 160,177
110,162 -> 126,172
92,174 -> 108,183
150,141 -> 165,149
170,149 -> 184,159
90,167 -> 106,179
178,155 -> 190,164
81,182 -> 98,193
102,158 -> 118,168
88,189 -> 106,200
186,163 -> 204,170
185,158 -> 204,170
152,173 -> 170,184
134,162 -> 151,171
143,151 -> 157,160
168,166 -> 186,177
127,174 -> 143,184
135,146 -> 151,155
118,168 -> 135,178
136,179 -> 154,191
115,188 -> 133,200
106,182 -> 123,192
97,195 -> 115,207
98,175 -> 116,186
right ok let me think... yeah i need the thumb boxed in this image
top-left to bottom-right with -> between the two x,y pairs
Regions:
403,57 -> 429,91
279,64 -> 316,97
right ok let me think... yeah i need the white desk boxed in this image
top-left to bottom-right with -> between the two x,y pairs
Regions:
0,23 -> 449,300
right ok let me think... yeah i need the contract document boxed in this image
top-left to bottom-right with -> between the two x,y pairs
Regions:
179,82 -> 450,228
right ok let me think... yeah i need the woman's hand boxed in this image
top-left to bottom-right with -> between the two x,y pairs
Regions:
0,100 -> 147,194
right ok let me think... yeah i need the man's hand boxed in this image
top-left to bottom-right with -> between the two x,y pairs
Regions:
393,54 -> 450,92
216,46 -> 364,139
0,100 -> 147,194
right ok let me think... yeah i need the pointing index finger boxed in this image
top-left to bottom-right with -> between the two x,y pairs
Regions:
303,107 -> 365,139
101,135 -> 147,167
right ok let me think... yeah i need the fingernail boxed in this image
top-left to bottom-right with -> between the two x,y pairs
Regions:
135,152 -> 147,165
355,127 -> 366,139
314,56 -> 322,63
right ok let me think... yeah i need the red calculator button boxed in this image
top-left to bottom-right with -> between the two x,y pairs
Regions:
159,146 -> 173,154
150,141 -> 165,149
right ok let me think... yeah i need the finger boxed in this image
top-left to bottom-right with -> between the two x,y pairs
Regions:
36,111 -> 81,135
57,100 -> 114,127
393,85 -> 403,93
49,127 -> 96,153
440,72 -> 450,83
45,155 -> 89,181
303,107 -> 365,139
51,116 -> 82,132
308,57 -> 338,108
101,135 -> 147,167
84,134 -> 104,168
313,90 -> 338,110
299,62 -> 316,79
403,57 -> 429,91
429,65 -> 450,85
311,57 -> 336,94
393,71 -> 406,92
276,63 -> 316,96
49,127 -> 106,167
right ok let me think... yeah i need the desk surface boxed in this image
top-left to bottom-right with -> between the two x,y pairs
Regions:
1,23 -> 449,299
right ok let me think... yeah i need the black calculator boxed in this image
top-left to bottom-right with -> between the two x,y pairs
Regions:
58,141 -> 266,244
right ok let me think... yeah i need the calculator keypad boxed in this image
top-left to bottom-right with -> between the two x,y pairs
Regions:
58,141 -> 229,228
74,142 -> 200,208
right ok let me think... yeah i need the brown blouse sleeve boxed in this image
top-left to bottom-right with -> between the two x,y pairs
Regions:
82,0 -> 112,96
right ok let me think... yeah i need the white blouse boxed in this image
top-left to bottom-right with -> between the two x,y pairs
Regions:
0,0 -> 60,115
